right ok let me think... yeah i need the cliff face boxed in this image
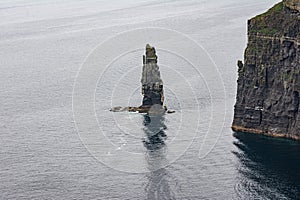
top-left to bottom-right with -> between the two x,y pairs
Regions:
232,0 -> 300,140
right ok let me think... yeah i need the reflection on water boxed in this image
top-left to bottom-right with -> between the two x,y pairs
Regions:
143,114 -> 167,151
233,132 -> 300,199
143,114 -> 176,200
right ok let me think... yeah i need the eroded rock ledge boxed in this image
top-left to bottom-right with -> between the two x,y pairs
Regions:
232,0 -> 300,140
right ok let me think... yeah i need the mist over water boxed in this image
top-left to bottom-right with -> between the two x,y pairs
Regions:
1,0 -> 299,199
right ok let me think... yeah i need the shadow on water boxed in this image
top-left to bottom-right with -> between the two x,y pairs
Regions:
142,113 -> 177,200
233,132 -> 300,199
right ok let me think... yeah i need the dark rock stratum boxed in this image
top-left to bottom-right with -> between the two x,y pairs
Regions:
232,0 -> 300,140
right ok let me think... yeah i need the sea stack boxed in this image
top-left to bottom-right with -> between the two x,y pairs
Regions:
110,44 -> 170,113
232,0 -> 300,140
140,44 -> 165,112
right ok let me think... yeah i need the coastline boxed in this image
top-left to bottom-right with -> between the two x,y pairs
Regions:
232,125 -> 300,141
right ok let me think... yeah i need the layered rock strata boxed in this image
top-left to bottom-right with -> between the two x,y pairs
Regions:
232,0 -> 300,140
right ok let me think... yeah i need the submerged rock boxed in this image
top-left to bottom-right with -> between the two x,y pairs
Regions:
232,0 -> 300,140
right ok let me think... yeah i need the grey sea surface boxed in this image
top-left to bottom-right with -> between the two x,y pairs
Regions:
1,0 -> 300,199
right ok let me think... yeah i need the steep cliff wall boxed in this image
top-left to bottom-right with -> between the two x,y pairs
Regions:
232,0 -> 300,140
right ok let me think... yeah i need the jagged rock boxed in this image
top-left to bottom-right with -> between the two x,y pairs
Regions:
232,0 -> 300,140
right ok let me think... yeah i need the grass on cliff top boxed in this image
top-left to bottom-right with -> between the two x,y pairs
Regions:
254,1 -> 284,20
250,2 -> 284,36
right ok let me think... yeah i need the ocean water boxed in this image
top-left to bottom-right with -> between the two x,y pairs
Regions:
1,0 -> 299,199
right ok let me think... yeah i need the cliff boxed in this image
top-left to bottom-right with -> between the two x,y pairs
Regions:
232,0 -> 300,140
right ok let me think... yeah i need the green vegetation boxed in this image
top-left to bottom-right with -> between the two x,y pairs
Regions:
248,46 -> 257,52
285,73 -> 291,81
255,2 -> 284,20
249,27 -> 280,36
259,27 -> 280,35
250,2 -> 284,36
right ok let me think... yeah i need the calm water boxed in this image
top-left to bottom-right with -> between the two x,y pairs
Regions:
1,0 -> 299,199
